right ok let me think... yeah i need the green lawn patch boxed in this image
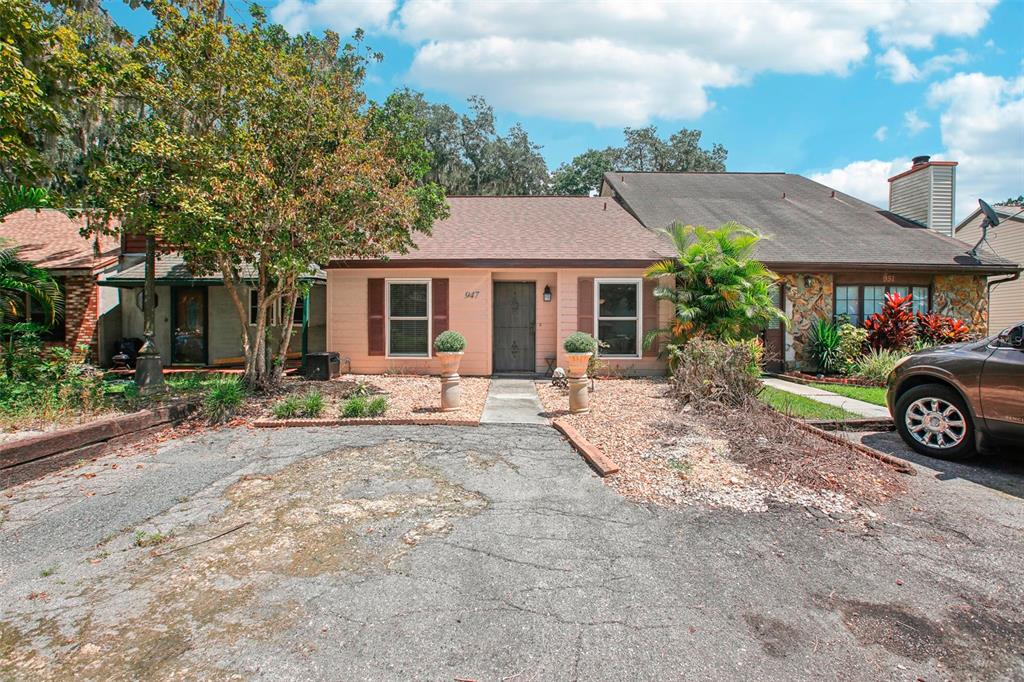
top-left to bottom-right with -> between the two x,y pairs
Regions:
757,385 -> 854,420
808,382 -> 887,407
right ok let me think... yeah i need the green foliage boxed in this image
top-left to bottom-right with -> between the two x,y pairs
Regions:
164,372 -> 214,392
807,382 -> 888,407
808,318 -> 843,374
385,90 -> 549,195
433,330 -> 467,353
341,394 -> 387,418
300,390 -> 325,418
0,326 -> 106,425
550,125 -> 727,195
202,378 -> 246,424
1,185 -> 52,216
0,243 -> 63,325
852,348 -> 907,385
756,386 -> 854,420
271,395 -> 302,419
837,323 -> 868,374
563,331 -> 597,354
643,223 -> 787,364
670,336 -> 762,407
133,530 -> 169,548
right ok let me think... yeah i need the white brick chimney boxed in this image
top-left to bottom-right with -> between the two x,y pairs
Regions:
887,155 -> 957,236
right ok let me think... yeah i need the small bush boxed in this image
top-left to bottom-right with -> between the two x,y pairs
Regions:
300,390 -> 325,418
563,331 -> 597,354
670,336 -> 761,407
433,330 -> 466,353
807,318 -> 842,374
837,323 -> 868,373
272,395 -> 302,419
203,378 -> 245,423
864,292 -> 916,350
915,312 -> 971,345
341,394 -> 388,418
853,348 -> 906,385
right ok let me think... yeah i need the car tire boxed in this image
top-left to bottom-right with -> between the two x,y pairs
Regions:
894,384 -> 977,460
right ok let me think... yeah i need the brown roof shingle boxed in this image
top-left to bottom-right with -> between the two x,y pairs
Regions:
0,209 -> 119,272
331,196 -> 674,266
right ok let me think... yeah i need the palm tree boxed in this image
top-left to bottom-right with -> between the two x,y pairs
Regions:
1,184 -> 53,217
0,243 -> 63,326
643,222 -> 787,353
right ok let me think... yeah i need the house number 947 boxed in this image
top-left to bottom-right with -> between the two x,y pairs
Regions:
464,290 -> 480,299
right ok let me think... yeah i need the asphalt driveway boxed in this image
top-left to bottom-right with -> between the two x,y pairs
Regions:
1,424 -> 1022,680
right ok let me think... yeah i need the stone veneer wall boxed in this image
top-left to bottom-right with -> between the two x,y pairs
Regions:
932,274 -> 989,335
780,273 -> 833,370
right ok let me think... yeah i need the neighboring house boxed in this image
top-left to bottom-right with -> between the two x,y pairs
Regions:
598,159 -> 1018,371
99,245 -> 327,368
955,203 -> 1024,333
0,209 -> 121,363
326,196 -> 676,376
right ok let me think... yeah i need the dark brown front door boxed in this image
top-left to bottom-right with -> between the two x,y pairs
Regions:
493,282 -> 536,373
171,287 -> 208,365
761,284 -> 784,372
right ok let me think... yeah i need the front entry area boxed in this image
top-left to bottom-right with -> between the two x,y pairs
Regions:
493,281 -> 536,373
171,286 -> 208,365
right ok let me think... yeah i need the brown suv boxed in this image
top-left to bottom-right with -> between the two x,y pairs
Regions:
887,321 -> 1024,459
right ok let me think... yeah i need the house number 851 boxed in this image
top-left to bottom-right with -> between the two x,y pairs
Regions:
464,290 -> 480,299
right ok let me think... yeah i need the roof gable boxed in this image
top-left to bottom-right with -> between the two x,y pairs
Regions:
0,209 -> 119,271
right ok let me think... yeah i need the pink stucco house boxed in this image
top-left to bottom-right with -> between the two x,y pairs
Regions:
325,165 -> 1018,376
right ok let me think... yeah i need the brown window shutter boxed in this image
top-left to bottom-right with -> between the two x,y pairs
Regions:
368,278 -> 385,356
431,278 -> 449,342
642,279 -> 659,357
577,277 -> 594,335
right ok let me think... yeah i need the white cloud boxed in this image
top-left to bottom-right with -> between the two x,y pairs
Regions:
269,0 -> 996,125
904,110 -> 931,135
810,72 -> 1024,221
271,0 -> 395,35
877,47 -> 969,83
874,126 -> 888,142
810,159 -> 909,208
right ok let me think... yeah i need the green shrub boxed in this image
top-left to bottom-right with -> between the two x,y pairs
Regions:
272,395 -> 302,419
837,323 -> 868,373
202,378 -> 246,423
670,336 -> 761,407
341,394 -> 387,418
808,318 -> 842,374
563,331 -> 597,354
852,348 -> 906,385
300,390 -> 325,418
166,372 -> 210,392
433,330 -> 466,353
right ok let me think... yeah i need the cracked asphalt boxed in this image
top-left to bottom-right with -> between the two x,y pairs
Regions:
1,424 -> 1022,680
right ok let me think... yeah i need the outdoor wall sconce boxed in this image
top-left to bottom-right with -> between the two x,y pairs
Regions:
543,285 -> 552,302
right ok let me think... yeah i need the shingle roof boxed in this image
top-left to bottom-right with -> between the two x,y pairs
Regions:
0,209 -> 119,271
331,196 -> 674,266
101,252 -> 325,286
603,172 -> 1018,273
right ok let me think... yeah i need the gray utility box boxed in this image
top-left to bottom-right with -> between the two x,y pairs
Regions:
305,352 -> 341,381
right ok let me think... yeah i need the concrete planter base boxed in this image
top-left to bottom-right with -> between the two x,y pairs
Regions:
437,352 -> 464,411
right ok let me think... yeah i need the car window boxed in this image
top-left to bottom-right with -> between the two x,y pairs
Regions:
994,323 -> 1024,349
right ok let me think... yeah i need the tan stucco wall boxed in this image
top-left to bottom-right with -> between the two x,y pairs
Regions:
326,267 -> 672,376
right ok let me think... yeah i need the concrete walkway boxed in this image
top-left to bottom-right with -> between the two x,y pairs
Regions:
480,377 -> 549,424
761,377 -> 891,419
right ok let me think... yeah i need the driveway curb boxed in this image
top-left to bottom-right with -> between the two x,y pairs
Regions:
793,419 -> 916,475
552,418 -> 620,476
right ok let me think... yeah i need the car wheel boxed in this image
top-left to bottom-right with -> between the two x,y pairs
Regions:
894,384 -> 976,460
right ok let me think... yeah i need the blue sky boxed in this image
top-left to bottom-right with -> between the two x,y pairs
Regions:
107,0 -> 1023,219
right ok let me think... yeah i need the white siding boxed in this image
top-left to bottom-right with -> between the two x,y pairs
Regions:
956,213 -> 1024,331
930,165 -> 955,236
889,163 -> 957,236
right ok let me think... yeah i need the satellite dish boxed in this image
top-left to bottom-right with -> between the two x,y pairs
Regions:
979,199 -> 1001,228
969,199 -> 1001,258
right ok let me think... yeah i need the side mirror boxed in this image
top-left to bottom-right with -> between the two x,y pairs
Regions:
1002,324 -> 1024,349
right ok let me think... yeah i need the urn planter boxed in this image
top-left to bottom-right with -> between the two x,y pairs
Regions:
565,352 -> 592,414
437,351 -> 464,411
564,352 -> 592,379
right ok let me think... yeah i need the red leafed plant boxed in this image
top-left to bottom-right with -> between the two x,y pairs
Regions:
916,312 -> 971,344
864,292 -> 916,350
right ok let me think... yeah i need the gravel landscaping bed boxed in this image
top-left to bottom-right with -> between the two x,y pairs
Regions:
537,378 -> 905,518
245,374 -> 490,423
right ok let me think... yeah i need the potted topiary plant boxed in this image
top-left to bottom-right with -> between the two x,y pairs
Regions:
563,332 -> 597,413
434,331 -> 466,411
563,331 -> 596,378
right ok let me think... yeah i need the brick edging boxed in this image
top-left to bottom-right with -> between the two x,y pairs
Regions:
551,418 -> 620,476
251,418 -> 480,428
770,372 -> 884,388
792,419 -> 916,475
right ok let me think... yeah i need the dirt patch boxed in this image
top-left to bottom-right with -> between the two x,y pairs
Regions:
816,594 -> 1024,678
0,440 -> 486,679
537,378 -> 904,517
743,614 -> 804,658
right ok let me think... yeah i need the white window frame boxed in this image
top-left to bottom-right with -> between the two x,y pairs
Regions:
249,288 -> 281,326
594,277 -> 642,359
385,278 -> 432,359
